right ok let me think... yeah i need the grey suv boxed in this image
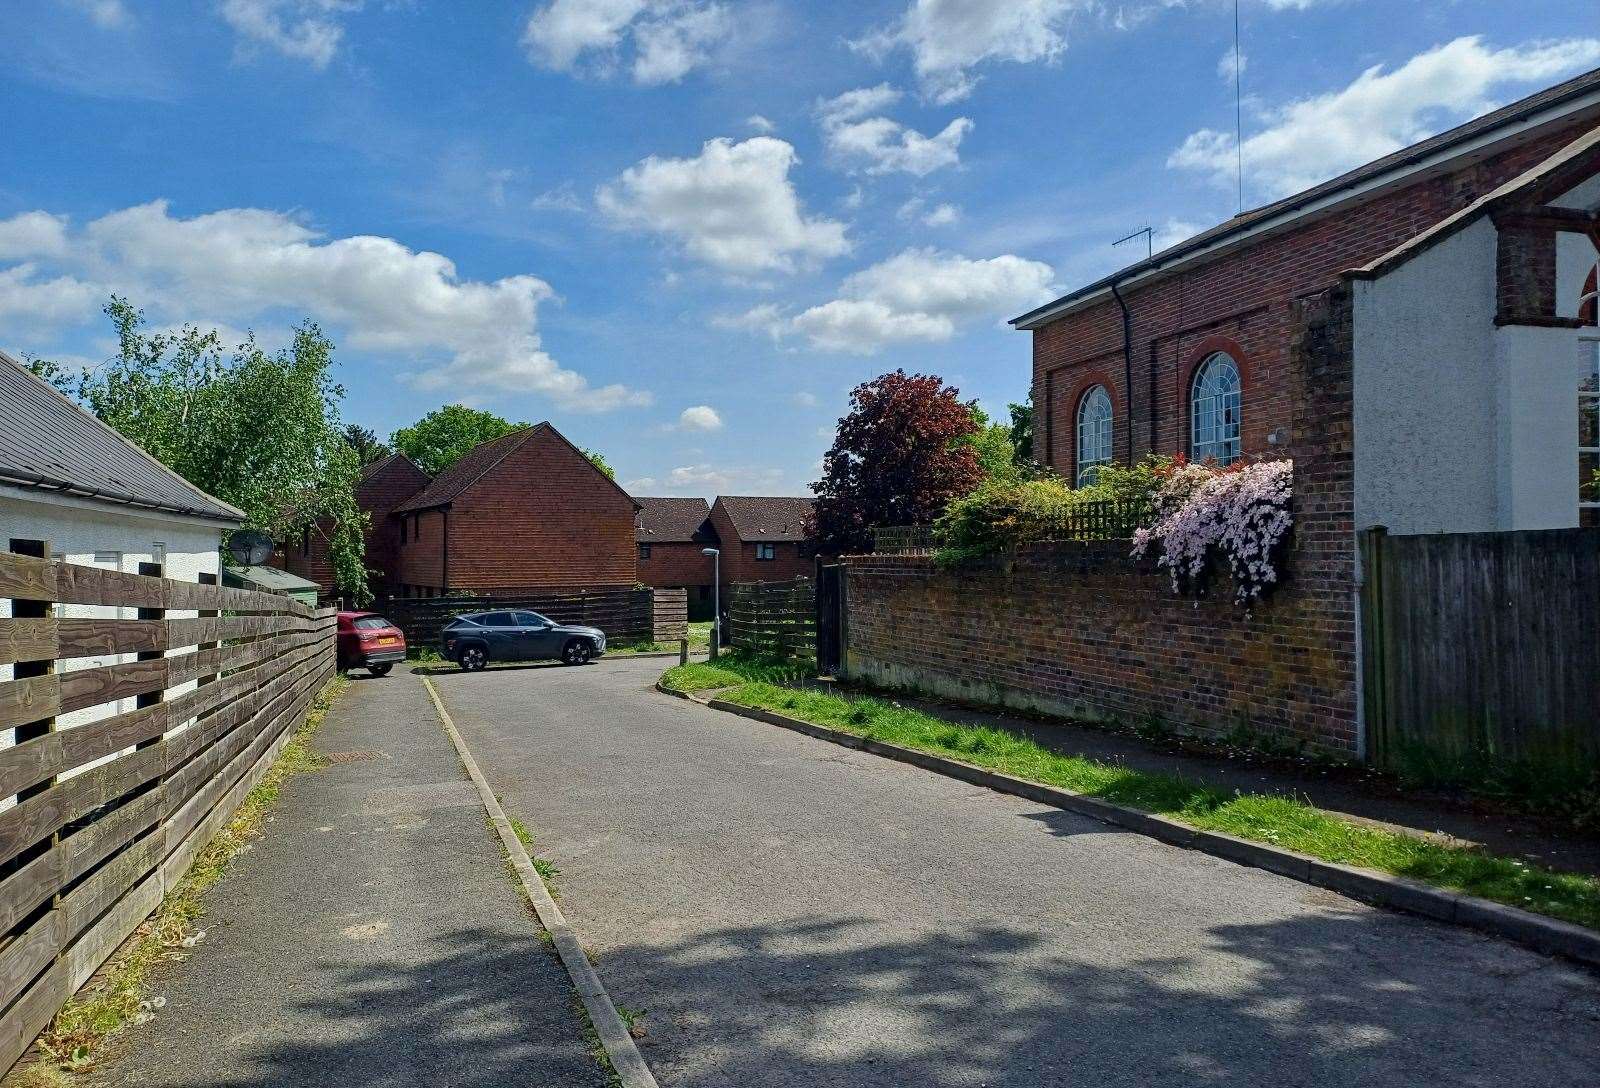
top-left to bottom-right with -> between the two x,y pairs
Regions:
442,610 -> 607,671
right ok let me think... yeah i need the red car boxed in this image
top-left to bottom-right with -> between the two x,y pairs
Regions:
336,611 -> 407,677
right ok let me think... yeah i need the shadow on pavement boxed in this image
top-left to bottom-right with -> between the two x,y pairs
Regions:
111,926 -> 606,1088
582,909 -> 1598,1087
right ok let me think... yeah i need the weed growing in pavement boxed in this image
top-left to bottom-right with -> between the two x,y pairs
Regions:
31,676 -> 347,1078
662,671 -> 1600,932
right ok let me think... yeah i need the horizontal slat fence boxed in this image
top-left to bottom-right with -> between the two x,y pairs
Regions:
1361,526 -> 1600,780
377,586 -> 667,648
727,578 -> 816,662
0,545 -> 335,1076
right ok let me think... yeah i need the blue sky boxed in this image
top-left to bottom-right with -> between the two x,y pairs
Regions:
4,1 -> 1598,497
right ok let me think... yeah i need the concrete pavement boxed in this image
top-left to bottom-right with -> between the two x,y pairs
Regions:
430,655 -> 1600,1088
96,670 -> 607,1088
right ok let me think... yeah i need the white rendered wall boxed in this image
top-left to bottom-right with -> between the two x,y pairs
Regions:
0,487 -> 227,783
1494,325 -> 1581,529
1353,218 -> 1500,534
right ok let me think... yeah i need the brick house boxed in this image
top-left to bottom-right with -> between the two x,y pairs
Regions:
390,423 -> 638,596
634,496 -> 718,619
1016,68 -> 1600,535
278,451 -> 432,601
707,496 -> 815,591
944,66 -> 1600,757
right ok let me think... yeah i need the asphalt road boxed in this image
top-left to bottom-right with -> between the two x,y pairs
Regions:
97,671 -> 606,1088
430,656 -> 1600,1088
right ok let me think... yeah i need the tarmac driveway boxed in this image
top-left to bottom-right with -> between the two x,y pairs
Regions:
429,656 -> 1600,1088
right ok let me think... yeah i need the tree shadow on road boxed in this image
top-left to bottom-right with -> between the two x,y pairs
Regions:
587,908 -> 1598,1088
104,910 -> 1599,1088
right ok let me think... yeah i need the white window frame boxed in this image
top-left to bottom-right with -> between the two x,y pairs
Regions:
1190,352 -> 1242,465
1075,385 -> 1113,486
755,542 -> 776,561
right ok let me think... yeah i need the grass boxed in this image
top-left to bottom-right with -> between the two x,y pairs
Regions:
608,620 -> 714,656
25,676 -> 348,1079
659,656 -> 1600,932
506,813 -> 561,888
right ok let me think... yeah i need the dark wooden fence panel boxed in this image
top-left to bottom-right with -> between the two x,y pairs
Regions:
727,578 -> 816,662
1361,527 -> 1600,779
377,587 -> 656,648
0,546 -> 335,1077
650,588 -> 687,644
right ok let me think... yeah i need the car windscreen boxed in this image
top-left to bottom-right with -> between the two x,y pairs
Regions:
352,615 -> 392,631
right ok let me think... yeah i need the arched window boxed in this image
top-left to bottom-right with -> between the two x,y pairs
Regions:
1076,385 -> 1113,485
1190,352 -> 1242,465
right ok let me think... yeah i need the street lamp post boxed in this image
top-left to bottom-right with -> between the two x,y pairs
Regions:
701,547 -> 721,658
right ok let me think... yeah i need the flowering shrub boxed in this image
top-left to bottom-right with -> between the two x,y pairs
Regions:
1132,459 -> 1294,604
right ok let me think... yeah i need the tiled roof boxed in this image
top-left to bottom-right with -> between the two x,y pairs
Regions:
1013,64 -> 1600,328
393,428 -> 535,513
393,423 -> 638,513
714,495 -> 815,542
635,497 -> 715,543
0,350 -> 244,524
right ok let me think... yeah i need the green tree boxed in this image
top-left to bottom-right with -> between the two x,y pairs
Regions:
390,405 -> 524,475
43,297 -> 370,602
960,405 -> 1023,483
391,405 -> 612,478
342,424 -> 390,465
1008,395 -> 1034,464
582,448 -> 615,479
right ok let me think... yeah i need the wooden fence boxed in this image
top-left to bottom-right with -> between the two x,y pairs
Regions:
377,586 -> 685,649
0,543 -> 335,1075
727,579 -> 816,661
1360,527 -> 1600,781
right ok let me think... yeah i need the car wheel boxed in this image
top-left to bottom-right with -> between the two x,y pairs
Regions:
368,663 -> 393,678
458,645 -> 488,672
561,638 -> 593,666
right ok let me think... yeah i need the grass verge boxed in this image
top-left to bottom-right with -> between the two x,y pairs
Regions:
659,654 -> 1600,931
18,676 -> 348,1083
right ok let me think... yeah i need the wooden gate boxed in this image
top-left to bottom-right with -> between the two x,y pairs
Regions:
816,564 -> 843,676
1360,526 -> 1600,781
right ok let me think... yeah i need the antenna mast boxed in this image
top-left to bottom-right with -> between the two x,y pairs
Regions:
1234,0 -> 1244,214
1113,226 -> 1154,260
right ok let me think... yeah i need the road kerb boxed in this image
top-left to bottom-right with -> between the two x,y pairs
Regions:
423,675 -> 660,1088
656,682 -> 1600,972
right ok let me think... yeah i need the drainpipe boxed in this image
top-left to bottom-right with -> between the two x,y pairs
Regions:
1111,277 -> 1135,464
441,507 -> 450,593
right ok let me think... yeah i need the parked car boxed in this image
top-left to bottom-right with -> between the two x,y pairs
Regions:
336,611 -> 407,676
442,610 -> 606,671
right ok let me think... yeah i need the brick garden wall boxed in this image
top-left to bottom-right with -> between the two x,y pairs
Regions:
844,285 -> 1362,756
843,541 -> 1358,755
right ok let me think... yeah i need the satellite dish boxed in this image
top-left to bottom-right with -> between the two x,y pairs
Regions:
227,529 -> 274,567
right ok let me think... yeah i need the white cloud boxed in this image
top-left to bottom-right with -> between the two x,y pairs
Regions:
0,212 -> 71,260
746,114 -> 776,133
531,182 -> 584,213
792,391 -> 819,407
676,404 -> 723,431
727,248 -> 1056,354
217,0 -> 362,69
900,198 -> 960,226
1153,218 -> 1203,252
854,0 -> 1083,104
522,0 -> 731,86
60,0 -> 131,28
1171,35 -> 1600,200
625,462 -> 784,495
0,200 -> 650,411
816,84 -> 971,177
598,136 -> 850,273
1218,47 -> 1245,83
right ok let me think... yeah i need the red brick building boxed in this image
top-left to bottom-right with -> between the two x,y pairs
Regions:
985,68 -> 1600,756
634,496 -> 717,618
1016,69 -> 1600,535
707,496 -> 815,592
390,423 -> 638,596
278,451 -> 433,602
